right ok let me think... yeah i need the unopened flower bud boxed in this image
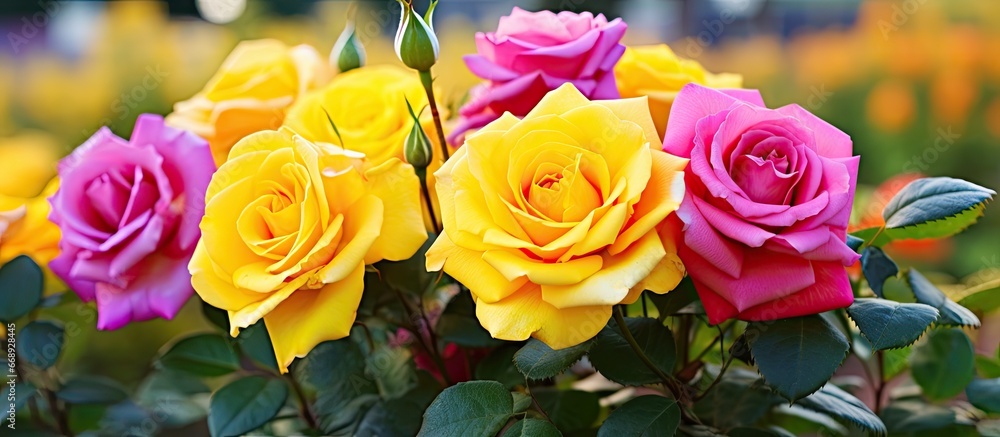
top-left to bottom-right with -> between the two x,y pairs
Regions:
394,0 -> 439,71
331,19 -> 365,73
403,98 -> 432,170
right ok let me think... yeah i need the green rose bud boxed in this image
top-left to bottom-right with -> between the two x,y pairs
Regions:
394,0 -> 439,72
403,98 -> 432,170
331,20 -> 365,73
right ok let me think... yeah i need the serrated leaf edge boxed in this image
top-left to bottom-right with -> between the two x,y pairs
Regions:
844,303 -> 935,351
513,340 -> 593,381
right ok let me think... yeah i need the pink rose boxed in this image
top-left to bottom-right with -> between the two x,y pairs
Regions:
663,84 -> 860,324
49,114 -> 215,330
448,7 -> 626,145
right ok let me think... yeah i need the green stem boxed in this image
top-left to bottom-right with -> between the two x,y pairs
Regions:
43,388 -> 72,437
874,350 -> 886,413
694,353 -> 734,402
418,170 -> 442,235
390,286 -> 453,386
285,373 -> 318,430
418,70 -> 450,162
613,307 -> 676,395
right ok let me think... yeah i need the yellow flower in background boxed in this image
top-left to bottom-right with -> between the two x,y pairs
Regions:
189,128 -> 426,372
0,131 -> 61,198
166,39 -> 329,166
0,178 -> 62,296
614,44 -> 742,140
283,64 -> 445,167
426,83 -> 687,349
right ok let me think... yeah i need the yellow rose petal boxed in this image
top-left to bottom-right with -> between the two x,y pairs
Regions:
541,231 -> 666,309
425,232 -> 526,304
482,249 -> 602,286
265,263 -> 365,373
363,159 -> 428,264
475,283 -> 610,349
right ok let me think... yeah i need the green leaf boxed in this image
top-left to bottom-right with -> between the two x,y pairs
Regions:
905,269 -> 981,327
887,177 -> 994,224
0,255 -> 44,321
136,370 -> 209,428
846,235 -> 865,252
728,427 -> 794,437
512,392 -> 532,414
747,315 -> 849,401
883,347 -> 912,379
957,280 -> 1000,313
476,344 -> 524,389
356,375 -> 440,437
201,300 -> 229,331
846,298 -> 937,350
910,328 -> 975,400
589,317 -> 675,386
417,381 -> 514,437
503,418 -> 562,437
296,339 -> 379,434
966,378 -> 1000,413
533,389 -> 600,434
57,375 -> 129,404
694,373 -> 783,429
436,291 -> 504,348
156,333 -> 240,377
648,281 -> 699,318
880,401 -> 961,433
208,376 -> 288,437
367,345 -> 417,399
514,338 -> 592,381
850,178 -> 995,247
796,384 -> 886,436
597,395 -> 680,437
233,319 -> 278,371
881,176 -> 994,233
376,235 -> 438,296
860,247 -> 898,298
17,320 -> 64,369
975,354 -> 1000,378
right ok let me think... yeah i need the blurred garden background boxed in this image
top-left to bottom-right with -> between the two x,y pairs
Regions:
1,0 -> 998,432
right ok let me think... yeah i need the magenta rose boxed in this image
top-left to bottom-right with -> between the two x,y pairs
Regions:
448,7 -> 626,145
49,114 -> 214,330
663,84 -> 860,325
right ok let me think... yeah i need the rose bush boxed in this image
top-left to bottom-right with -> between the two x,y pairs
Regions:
167,39 -> 328,166
48,114 -> 215,329
189,128 -> 426,372
664,84 -> 860,324
448,7 -> 627,145
427,83 -> 687,348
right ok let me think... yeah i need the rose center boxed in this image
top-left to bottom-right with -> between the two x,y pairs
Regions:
731,148 -> 798,205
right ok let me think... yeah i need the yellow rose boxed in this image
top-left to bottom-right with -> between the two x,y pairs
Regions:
615,44 -> 742,140
0,178 -> 62,295
189,128 -> 426,372
166,39 -> 329,166
426,83 -> 687,349
0,131 -> 60,198
282,64 -> 445,167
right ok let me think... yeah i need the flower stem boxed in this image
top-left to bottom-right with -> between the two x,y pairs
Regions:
875,350 -> 886,413
285,373 -> 318,430
418,170 -> 442,235
418,69 -> 450,162
694,353 -> 733,402
390,286 -> 453,386
613,306 -> 676,395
